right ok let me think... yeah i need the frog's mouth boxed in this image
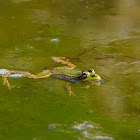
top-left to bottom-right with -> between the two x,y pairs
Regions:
93,74 -> 101,81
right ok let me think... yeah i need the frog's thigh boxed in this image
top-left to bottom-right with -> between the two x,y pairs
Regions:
51,57 -> 75,69
64,83 -> 75,96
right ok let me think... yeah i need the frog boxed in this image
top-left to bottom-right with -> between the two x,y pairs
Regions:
1,57 -> 101,96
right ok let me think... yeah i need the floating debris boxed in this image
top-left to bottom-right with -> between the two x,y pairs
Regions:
8,74 -> 23,78
72,122 -> 97,130
29,46 -> 33,49
81,131 -> 113,140
83,121 -> 89,124
14,48 -> 19,51
32,38 -> 43,41
50,39 -> 59,43
38,31 -> 44,34
46,124 -> 58,129
0,69 -> 9,76
47,125 -> 56,129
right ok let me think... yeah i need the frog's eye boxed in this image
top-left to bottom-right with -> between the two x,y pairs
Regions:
82,72 -> 87,75
82,72 -> 90,77
88,69 -> 95,73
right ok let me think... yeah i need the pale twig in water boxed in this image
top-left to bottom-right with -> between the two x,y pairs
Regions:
116,61 -> 140,66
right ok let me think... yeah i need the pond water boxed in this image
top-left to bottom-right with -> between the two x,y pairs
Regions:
0,0 -> 140,140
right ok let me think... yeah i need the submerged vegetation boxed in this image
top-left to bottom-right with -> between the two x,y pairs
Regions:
46,23 -> 60,39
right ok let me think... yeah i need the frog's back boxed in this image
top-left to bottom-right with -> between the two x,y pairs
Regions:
51,68 -> 82,82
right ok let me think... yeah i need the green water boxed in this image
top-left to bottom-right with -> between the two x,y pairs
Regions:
0,0 -> 140,140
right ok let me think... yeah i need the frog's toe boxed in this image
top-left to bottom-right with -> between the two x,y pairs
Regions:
70,91 -> 75,96
3,78 -> 11,90
7,82 -> 11,90
2,76 -> 7,85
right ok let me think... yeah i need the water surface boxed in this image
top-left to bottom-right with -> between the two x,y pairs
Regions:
0,0 -> 140,140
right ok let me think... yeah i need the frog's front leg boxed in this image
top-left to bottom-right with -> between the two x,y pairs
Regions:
91,81 -> 100,86
64,83 -> 75,96
2,70 -> 52,90
51,57 -> 76,69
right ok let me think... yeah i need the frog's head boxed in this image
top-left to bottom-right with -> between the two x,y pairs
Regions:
83,74 -> 101,81
88,69 -> 95,76
82,69 -> 101,82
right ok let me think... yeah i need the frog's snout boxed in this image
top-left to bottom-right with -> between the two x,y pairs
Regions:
95,74 -> 101,81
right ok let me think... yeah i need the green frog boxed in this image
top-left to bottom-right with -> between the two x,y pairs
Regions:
2,57 -> 101,96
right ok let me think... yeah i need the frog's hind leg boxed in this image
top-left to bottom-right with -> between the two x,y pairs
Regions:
51,57 -> 75,69
2,70 -> 52,90
2,71 -> 34,90
64,83 -> 75,96
2,72 -> 12,90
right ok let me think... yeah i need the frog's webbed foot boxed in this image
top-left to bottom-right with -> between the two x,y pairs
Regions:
2,70 -> 33,90
2,72 -> 12,90
64,83 -> 75,96
91,81 -> 100,86
51,56 -> 75,69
